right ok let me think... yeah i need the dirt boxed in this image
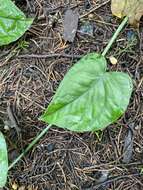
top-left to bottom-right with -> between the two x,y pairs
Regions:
0,0 -> 143,190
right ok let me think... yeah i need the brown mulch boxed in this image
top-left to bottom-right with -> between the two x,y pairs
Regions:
0,0 -> 143,189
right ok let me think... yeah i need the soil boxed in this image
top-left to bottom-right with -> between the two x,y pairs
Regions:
0,0 -> 143,190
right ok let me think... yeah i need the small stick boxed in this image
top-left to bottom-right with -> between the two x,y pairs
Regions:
80,0 -> 110,19
18,53 -> 82,59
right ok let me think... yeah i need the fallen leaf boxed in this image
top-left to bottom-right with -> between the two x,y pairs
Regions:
111,0 -> 143,27
63,9 -> 79,42
109,56 -> 118,65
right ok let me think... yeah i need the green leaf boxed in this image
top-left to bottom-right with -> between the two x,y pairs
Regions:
0,132 -> 8,187
0,0 -> 33,46
40,53 -> 133,132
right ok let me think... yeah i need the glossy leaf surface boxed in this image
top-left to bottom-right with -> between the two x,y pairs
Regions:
0,132 -> 8,187
0,0 -> 33,46
40,53 -> 133,132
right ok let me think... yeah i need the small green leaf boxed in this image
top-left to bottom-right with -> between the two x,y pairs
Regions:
40,53 -> 133,132
0,0 -> 33,46
0,132 -> 8,188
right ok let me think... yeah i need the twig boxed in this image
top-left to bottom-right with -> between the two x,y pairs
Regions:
17,53 -> 82,59
93,173 -> 141,189
80,0 -> 110,19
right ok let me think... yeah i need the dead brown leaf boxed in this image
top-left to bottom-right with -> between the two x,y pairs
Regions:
111,0 -> 143,27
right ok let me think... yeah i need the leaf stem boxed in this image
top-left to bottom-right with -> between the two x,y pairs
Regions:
8,124 -> 52,170
102,17 -> 128,57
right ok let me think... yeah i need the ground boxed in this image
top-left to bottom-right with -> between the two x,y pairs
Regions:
0,0 -> 143,189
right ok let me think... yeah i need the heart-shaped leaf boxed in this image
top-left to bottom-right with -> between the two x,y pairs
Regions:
0,0 -> 33,46
111,0 -> 143,27
0,132 -> 8,187
40,53 -> 133,132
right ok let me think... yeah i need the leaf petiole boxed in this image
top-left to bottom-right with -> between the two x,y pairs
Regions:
102,16 -> 128,57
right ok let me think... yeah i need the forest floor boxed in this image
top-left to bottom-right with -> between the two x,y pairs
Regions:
0,0 -> 143,189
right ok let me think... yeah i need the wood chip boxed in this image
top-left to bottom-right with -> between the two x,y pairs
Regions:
122,124 -> 134,163
63,9 -> 79,42
109,56 -> 118,65
5,102 -> 21,137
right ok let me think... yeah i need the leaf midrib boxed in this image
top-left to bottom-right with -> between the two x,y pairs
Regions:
0,15 -> 28,21
47,73 -> 106,115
